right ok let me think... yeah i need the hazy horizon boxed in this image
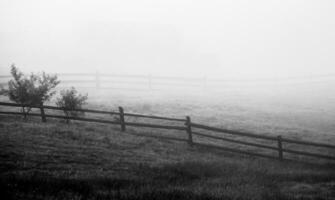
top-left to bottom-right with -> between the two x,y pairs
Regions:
1,0 -> 335,80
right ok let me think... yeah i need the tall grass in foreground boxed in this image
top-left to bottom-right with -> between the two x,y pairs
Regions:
1,161 -> 292,200
1,115 -> 335,200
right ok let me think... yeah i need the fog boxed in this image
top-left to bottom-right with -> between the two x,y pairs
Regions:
1,0 -> 335,104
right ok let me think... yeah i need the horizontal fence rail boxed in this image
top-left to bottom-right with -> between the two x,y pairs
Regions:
192,131 -> 278,151
125,122 -> 186,131
124,113 -> 186,122
0,111 -> 120,125
281,138 -> 335,149
191,122 -> 278,141
0,102 -> 119,115
2,72 -> 335,93
0,101 -> 334,163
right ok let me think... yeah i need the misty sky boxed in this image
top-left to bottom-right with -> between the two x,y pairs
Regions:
1,0 -> 335,79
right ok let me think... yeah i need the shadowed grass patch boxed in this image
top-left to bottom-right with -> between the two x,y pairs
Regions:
1,163 -> 290,200
0,116 -> 334,199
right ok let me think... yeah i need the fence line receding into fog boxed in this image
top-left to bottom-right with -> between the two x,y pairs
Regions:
0,101 -> 334,163
1,72 -> 335,92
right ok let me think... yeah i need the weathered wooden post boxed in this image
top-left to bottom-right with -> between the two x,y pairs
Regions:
95,71 -> 100,89
148,74 -> 152,90
119,106 -> 126,131
185,116 -> 193,146
22,106 -> 27,119
65,108 -> 70,124
40,105 -> 46,122
203,76 -> 207,92
277,135 -> 283,160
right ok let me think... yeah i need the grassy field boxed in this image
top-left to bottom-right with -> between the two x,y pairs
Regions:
1,92 -> 335,199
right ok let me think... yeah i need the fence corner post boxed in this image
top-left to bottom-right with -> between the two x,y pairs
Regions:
119,106 -> 126,131
277,135 -> 283,161
186,116 -> 193,146
40,105 -> 46,122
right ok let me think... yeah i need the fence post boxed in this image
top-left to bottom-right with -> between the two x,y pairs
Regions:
148,74 -> 152,90
119,107 -> 126,131
95,71 -> 100,89
277,135 -> 283,160
203,76 -> 207,92
21,106 -> 27,119
185,116 -> 193,146
40,105 -> 46,122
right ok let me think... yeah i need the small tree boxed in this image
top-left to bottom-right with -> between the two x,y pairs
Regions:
3,64 -> 60,118
56,87 -> 88,123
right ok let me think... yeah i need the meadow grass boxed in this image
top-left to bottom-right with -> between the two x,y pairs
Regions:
1,114 -> 335,200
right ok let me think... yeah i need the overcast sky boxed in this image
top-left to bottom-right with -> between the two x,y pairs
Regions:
1,0 -> 335,79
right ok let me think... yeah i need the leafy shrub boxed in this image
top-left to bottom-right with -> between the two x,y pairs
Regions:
56,87 -> 88,123
2,64 -> 60,118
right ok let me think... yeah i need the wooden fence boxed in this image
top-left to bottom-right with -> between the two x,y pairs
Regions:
0,73 -> 208,91
0,101 -> 334,162
1,72 -> 335,92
